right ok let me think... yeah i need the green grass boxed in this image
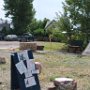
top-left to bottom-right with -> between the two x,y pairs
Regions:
0,41 -> 90,90
34,41 -> 90,90
37,41 -> 66,51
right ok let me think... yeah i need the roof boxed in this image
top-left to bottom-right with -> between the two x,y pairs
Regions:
44,20 -> 56,30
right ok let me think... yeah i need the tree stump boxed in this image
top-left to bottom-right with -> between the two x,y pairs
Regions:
48,86 -> 56,90
54,77 -> 77,90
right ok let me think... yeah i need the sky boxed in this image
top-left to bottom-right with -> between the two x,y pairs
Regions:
0,0 -> 64,21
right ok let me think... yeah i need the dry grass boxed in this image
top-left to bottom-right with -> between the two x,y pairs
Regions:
0,50 -> 10,90
0,41 -> 90,90
34,51 -> 90,90
34,42 -> 90,90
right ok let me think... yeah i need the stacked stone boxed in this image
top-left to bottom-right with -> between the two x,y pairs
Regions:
20,42 -> 37,51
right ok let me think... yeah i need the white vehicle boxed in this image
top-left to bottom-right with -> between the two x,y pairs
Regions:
4,34 -> 18,41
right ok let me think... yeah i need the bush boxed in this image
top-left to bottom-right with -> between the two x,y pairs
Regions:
52,33 -> 61,42
34,28 -> 45,41
34,28 -> 44,36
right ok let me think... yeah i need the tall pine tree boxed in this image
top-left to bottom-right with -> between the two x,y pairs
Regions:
4,0 -> 35,35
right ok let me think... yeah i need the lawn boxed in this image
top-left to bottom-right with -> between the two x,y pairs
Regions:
34,41 -> 90,90
0,41 -> 90,90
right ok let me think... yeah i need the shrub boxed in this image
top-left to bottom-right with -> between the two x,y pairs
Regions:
34,28 -> 44,36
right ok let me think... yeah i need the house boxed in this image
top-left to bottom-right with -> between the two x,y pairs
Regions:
44,20 -> 56,30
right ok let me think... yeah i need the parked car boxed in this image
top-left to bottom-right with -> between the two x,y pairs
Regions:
18,33 -> 34,42
4,34 -> 18,41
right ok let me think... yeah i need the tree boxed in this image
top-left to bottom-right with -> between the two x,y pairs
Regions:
29,18 -> 49,35
4,0 -> 35,35
56,12 -> 73,41
63,0 -> 90,43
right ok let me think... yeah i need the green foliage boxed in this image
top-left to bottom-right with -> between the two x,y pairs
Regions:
34,28 -> 44,36
30,19 -> 43,32
28,18 -> 49,40
1,27 -> 14,35
51,29 -> 61,42
1,27 -> 8,35
63,0 -> 90,43
29,18 -> 49,35
56,0 -> 90,43
56,14 -> 73,40
4,0 -> 35,35
33,28 -> 45,40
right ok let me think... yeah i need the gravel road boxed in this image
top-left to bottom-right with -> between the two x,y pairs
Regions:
0,41 -> 20,49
